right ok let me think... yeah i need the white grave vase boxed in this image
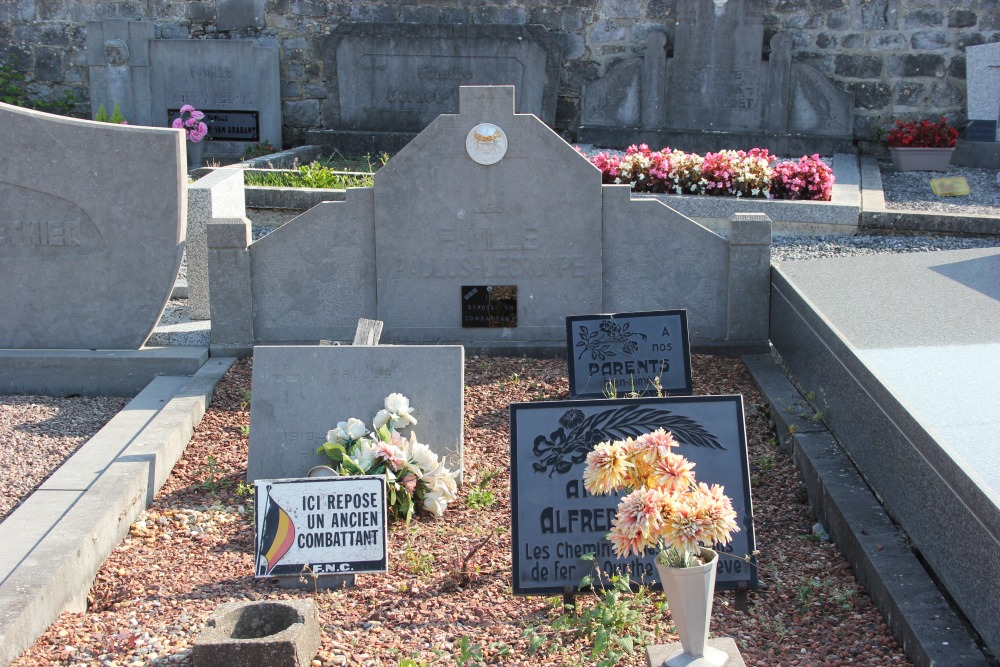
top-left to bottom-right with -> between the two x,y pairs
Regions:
655,548 -> 729,666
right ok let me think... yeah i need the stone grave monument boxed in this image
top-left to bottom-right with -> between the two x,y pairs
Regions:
87,20 -> 281,163
579,0 -> 854,155
206,85 -> 771,355
0,102 -> 205,396
953,42 -> 1000,168
308,23 -> 562,154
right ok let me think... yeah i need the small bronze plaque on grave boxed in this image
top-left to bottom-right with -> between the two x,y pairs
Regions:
461,285 -> 517,328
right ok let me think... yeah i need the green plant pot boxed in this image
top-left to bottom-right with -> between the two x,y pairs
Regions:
889,147 -> 954,171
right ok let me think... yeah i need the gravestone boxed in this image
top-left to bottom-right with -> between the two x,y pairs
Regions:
579,0 -> 854,155
86,20 -> 153,126
312,24 -> 561,154
374,86 -> 602,344
247,345 -> 464,482
0,103 -> 184,349
510,396 -> 757,595
149,40 -> 281,161
566,310 -> 693,399
965,43 -> 1000,143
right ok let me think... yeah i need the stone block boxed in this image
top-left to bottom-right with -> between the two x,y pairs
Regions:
193,600 -> 320,667
834,54 -> 883,79
216,0 -> 265,30
207,218 -> 254,356
948,9 -> 978,28
966,43 -> 1000,123
188,169 -> 247,321
325,23 -> 562,132
149,40 -> 282,161
373,86 -> 601,344
250,190 -> 376,344
647,637 -> 746,667
247,345 -> 464,482
726,214 -> 771,345
0,104 -> 184,350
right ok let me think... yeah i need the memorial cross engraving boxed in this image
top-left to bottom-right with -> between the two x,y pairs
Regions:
510,396 -> 757,595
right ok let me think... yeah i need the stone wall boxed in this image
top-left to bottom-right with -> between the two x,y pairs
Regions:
1,0 -> 995,151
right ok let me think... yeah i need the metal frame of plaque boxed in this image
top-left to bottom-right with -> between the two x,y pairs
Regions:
254,476 -> 387,579
167,108 -> 261,142
566,310 -> 693,399
511,395 -> 757,596
461,285 -> 517,328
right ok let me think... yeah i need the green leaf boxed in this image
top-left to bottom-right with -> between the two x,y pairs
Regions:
617,636 -> 635,655
527,633 -> 544,654
578,574 -> 593,589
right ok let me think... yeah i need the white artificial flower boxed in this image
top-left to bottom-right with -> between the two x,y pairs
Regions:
422,489 -> 448,517
405,435 -> 439,474
374,393 -> 418,431
350,437 -> 377,471
327,417 -> 367,445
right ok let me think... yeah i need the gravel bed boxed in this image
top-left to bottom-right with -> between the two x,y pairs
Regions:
772,233 -> 1000,262
879,161 -> 1000,216
15,356 -> 914,667
0,395 -> 129,522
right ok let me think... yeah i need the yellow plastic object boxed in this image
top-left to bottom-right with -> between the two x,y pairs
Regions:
929,177 -> 971,197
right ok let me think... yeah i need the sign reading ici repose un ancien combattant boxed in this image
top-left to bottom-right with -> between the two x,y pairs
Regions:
510,396 -> 757,595
254,476 -> 387,579
566,310 -> 692,398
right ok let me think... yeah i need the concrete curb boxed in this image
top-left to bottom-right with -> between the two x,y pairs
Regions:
742,353 -> 991,667
0,356 -> 236,667
859,155 -> 1000,236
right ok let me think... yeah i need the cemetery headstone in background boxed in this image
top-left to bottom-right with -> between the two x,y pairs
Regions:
510,396 -> 757,595
0,103 -> 184,349
86,20 -> 282,162
566,310 -> 692,399
579,0 -> 854,155
965,43 -> 1000,143
311,23 -> 562,153
247,345 -> 464,482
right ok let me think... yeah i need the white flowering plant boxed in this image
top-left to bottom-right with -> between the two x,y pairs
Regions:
316,393 -> 459,523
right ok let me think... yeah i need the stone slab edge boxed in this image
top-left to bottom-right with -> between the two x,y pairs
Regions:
859,156 -> 1000,236
0,347 -> 209,397
0,356 -> 235,667
741,352 -> 991,667
647,637 -> 746,667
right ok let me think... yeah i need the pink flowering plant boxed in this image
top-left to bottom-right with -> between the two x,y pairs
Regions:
584,144 -> 834,201
171,104 -> 209,143
317,393 -> 459,523
583,428 -> 740,568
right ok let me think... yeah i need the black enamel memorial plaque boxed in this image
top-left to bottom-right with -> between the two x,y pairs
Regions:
461,285 -> 517,328
254,476 -> 387,578
168,108 -> 260,142
566,310 -> 692,398
510,396 -> 757,595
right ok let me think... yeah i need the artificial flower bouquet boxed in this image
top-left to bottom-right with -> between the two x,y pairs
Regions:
586,144 -> 834,201
171,104 -> 209,143
583,428 -> 739,568
317,393 -> 459,522
885,117 -> 957,148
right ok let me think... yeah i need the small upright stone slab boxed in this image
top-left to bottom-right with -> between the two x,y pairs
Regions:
566,310 -> 692,398
352,318 -> 383,346
0,103 -> 185,349
966,43 -> 1000,143
247,345 -> 464,482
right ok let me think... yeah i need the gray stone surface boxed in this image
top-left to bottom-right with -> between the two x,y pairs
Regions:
352,318 -> 383,345
726,213 -> 770,344
579,0 -> 852,149
769,250 -> 1000,658
85,20 -> 153,125
193,600 -> 320,667
216,0 -> 266,31
0,357 -> 232,667
208,218 -> 254,357
0,103 -> 185,350
188,169 -> 247,320
601,185 -> 729,342
325,23 -> 562,133
374,86 -> 602,344
743,353 -> 991,667
250,189 -> 376,344
966,43 -> 1000,128
647,637 -> 746,667
0,347 -> 208,397
247,345 -> 464,482
149,39 -> 281,161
